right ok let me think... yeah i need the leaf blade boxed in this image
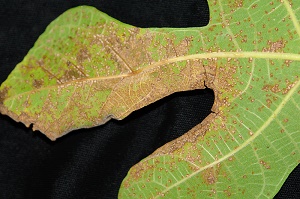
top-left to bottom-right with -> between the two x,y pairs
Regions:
0,6 -> 208,140
0,0 -> 299,198
119,0 -> 300,198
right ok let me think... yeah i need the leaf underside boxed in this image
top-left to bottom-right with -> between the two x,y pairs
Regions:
0,0 -> 299,198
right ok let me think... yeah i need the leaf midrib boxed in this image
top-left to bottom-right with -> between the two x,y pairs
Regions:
4,51 -> 300,103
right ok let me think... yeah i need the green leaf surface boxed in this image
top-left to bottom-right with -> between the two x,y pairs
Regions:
0,6 -> 208,140
0,0 -> 299,198
119,1 -> 300,198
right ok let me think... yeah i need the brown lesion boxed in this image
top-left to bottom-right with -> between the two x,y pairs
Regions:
65,69 -> 84,80
91,24 -> 195,75
262,39 -> 286,52
0,86 -> 9,105
259,160 -> 271,169
76,47 -> 91,63
262,84 -> 281,93
33,79 -> 44,89
53,46 -> 91,84
101,26 -> 155,73
60,60 -> 88,83
282,79 -> 296,94
201,164 -> 221,185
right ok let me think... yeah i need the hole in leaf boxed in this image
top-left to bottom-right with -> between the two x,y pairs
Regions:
119,88 -> 215,156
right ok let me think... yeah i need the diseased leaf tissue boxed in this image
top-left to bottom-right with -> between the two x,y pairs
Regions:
0,0 -> 299,198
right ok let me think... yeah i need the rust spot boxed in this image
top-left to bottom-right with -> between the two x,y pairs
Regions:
282,79 -> 295,94
203,168 -> 216,184
33,79 -> 44,89
209,25 -> 217,31
266,98 -> 272,108
262,39 -> 286,52
228,156 -> 235,161
283,118 -> 289,123
258,106 -> 265,112
76,47 -> 91,63
202,164 -> 221,185
230,0 -> 243,8
259,160 -> 271,169
252,4 -> 258,9
223,186 -> 232,197
262,84 -> 281,93
60,69 -> 86,83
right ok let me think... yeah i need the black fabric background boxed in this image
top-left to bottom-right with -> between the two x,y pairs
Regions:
0,0 -> 299,198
